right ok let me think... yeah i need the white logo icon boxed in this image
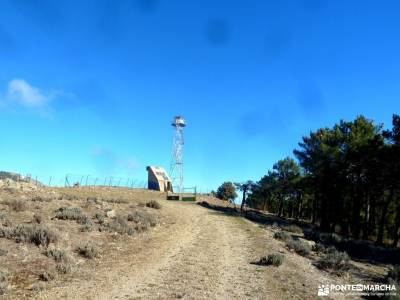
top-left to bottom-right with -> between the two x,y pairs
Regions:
318,285 -> 330,296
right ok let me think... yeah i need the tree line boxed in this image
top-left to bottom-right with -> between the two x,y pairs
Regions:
216,115 -> 400,247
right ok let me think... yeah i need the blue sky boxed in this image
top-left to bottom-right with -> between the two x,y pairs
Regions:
0,0 -> 399,191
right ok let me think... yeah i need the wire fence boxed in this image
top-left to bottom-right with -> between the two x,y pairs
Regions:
10,173 -> 148,189
4,172 -> 214,194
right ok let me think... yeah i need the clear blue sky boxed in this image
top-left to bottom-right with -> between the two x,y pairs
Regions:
0,0 -> 399,191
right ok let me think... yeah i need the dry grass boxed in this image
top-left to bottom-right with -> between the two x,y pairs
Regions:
0,186 -> 164,297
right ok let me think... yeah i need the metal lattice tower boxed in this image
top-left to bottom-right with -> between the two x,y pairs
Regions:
170,116 -> 186,194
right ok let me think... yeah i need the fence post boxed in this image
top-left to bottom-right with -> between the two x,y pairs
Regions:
48,176 -> 52,186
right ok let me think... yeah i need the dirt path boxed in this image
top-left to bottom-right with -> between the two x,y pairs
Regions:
38,201 -> 347,300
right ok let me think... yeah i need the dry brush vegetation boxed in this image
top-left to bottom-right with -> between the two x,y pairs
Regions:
0,185 -> 164,297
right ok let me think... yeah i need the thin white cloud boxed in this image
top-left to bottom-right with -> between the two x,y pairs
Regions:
7,79 -> 49,107
0,78 -> 72,117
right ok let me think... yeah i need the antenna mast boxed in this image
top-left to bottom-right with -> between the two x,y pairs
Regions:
170,116 -> 186,194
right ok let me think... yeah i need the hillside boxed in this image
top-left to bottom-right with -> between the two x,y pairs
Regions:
0,183 -> 392,299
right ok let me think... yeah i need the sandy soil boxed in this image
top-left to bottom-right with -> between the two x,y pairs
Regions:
32,199 -> 351,300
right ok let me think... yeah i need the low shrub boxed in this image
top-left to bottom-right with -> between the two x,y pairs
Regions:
31,196 -> 51,202
312,243 -> 326,254
7,199 -> 26,212
286,239 -> 311,256
256,253 -> 284,266
43,249 -> 67,263
0,269 -> 8,295
4,224 -> 58,247
76,244 -> 98,259
146,200 -> 161,209
86,197 -> 98,204
0,249 -> 7,256
102,215 -> 135,235
60,195 -> 79,201
387,265 -> 400,283
95,212 -> 106,224
39,271 -> 55,282
56,262 -> 72,274
55,207 -> 89,224
127,210 -> 157,230
103,198 -> 128,204
282,224 -> 302,234
0,269 -> 8,283
0,282 -> 7,295
273,231 -> 291,241
33,214 -> 44,224
317,247 -> 350,273
80,223 -> 93,232
319,233 -> 342,245
31,282 -> 45,292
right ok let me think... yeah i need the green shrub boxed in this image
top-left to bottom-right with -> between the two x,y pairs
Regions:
317,247 -> 350,272
76,244 -> 98,259
256,253 -> 284,266
273,231 -> 291,241
0,249 -> 6,256
286,239 -> 311,256
282,224 -> 302,234
55,207 -> 89,224
146,200 -> 161,209
3,224 -> 58,247
95,212 -> 106,225
80,223 -> 93,232
43,249 -> 67,263
0,227 -> 13,239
